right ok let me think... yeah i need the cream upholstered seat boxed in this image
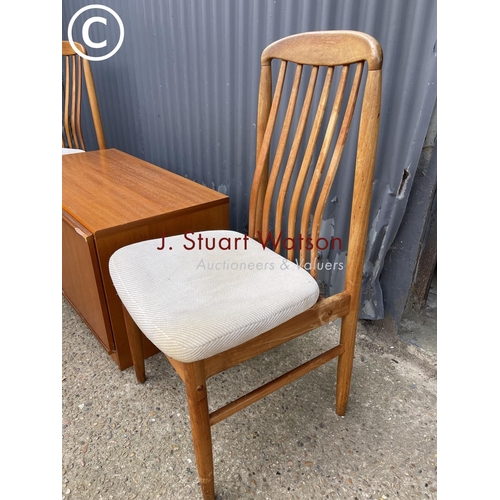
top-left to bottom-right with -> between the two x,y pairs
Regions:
109,230 -> 319,363
108,31 -> 382,500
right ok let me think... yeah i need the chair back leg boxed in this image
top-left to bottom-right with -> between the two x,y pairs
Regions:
184,361 -> 215,500
336,311 -> 359,416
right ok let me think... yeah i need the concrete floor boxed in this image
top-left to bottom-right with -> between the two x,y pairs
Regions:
62,294 -> 437,500
398,273 -> 437,356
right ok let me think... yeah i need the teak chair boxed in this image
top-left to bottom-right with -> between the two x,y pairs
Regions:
109,31 -> 382,500
62,41 -> 106,151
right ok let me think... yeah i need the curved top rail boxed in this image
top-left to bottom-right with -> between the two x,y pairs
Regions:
262,30 -> 383,70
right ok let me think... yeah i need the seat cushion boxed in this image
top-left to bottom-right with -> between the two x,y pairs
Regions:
109,230 -> 320,363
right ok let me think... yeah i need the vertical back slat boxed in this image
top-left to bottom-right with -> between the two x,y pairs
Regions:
308,62 -> 364,278
286,66 -> 334,260
63,57 -> 71,148
251,65 -> 273,237
298,64 -> 349,265
75,56 -> 85,150
274,66 -> 319,254
70,56 -> 78,149
261,64 -> 303,245
249,60 -> 287,237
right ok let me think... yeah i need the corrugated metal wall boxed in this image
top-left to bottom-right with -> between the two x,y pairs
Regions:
62,0 -> 437,319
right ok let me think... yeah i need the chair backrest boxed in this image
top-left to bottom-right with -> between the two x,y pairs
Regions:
62,41 -> 106,150
249,31 -> 382,282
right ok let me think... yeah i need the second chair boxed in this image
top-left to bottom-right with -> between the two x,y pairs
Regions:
62,40 -> 106,152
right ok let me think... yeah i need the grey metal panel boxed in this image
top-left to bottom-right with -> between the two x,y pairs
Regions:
379,105 -> 437,325
62,0 -> 437,319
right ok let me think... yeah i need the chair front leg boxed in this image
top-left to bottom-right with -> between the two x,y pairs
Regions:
183,361 -> 215,500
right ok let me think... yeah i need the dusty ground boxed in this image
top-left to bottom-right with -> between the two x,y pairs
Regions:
62,296 -> 437,499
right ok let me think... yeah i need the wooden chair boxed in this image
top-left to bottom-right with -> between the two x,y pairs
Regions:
109,31 -> 382,500
62,41 -> 106,151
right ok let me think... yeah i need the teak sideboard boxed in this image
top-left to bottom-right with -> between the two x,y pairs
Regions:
62,149 -> 230,370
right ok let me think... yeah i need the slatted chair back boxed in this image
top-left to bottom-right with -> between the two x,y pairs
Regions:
62,41 -> 106,150
249,31 -> 382,281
